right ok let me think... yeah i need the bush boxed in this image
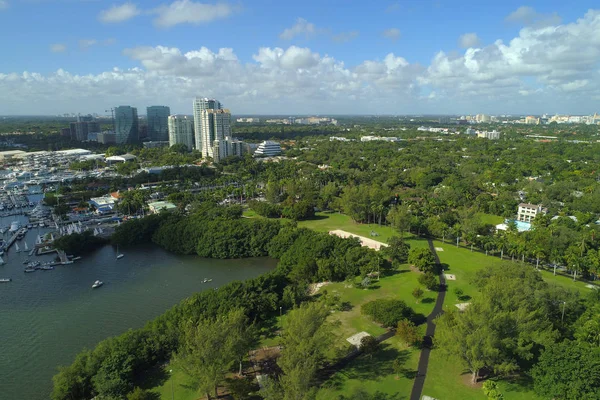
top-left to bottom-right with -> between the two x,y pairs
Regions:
412,287 -> 424,303
248,200 -> 281,218
361,299 -> 415,327
53,230 -> 108,256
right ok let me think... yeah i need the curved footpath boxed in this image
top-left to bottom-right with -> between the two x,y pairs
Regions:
409,239 -> 446,400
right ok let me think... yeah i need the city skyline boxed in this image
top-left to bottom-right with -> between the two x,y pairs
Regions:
2,1 -> 600,115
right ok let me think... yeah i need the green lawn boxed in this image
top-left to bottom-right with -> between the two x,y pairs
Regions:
149,366 -> 200,400
477,212 -> 504,226
318,267 -> 436,343
316,336 -> 420,399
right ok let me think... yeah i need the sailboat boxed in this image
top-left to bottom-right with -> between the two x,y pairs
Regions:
24,242 -> 29,251
116,245 -> 124,260
0,256 -> 5,265
15,242 -> 20,253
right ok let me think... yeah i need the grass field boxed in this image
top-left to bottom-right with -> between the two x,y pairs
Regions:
149,366 -> 199,400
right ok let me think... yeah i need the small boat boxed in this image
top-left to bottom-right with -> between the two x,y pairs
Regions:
203,278 -> 212,283
24,267 -> 35,273
0,278 -> 11,283
92,280 -> 103,288
24,242 -> 29,251
40,266 -> 54,270
15,242 -> 20,252
0,256 -> 4,265
9,221 -> 19,233
116,245 -> 124,260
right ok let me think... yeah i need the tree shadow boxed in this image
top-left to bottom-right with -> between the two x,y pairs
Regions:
382,268 -> 411,277
303,214 -> 329,221
421,297 -> 435,304
341,345 -> 409,381
438,263 -> 450,272
136,364 -> 168,391
411,313 -> 427,326
339,301 -> 353,311
458,295 -> 472,302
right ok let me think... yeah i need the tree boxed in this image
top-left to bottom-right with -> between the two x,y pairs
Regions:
396,319 -> 420,347
127,387 -> 154,400
361,299 -> 415,328
482,381 -> 503,400
531,340 -> 600,400
382,236 -> 410,264
412,287 -> 424,303
408,248 -> 436,273
359,335 -> 379,359
435,264 -> 557,383
175,309 -> 253,400
274,302 -> 336,400
418,272 -> 438,291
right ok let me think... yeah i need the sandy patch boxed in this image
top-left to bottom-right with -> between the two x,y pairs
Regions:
308,281 -> 330,295
435,247 -> 444,251
455,303 -> 470,311
586,284 -> 599,290
444,274 -> 456,280
346,331 -> 371,348
329,230 -> 388,251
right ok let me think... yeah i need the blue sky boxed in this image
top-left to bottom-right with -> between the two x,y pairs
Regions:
1,0 -> 600,115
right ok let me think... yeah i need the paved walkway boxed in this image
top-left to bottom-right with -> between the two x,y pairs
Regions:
409,239 -> 446,400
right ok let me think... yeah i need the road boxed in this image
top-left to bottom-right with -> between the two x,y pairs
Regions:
409,239 -> 446,400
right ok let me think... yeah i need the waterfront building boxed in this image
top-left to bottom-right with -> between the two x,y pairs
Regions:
146,106 -> 170,141
193,97 -> 222,151
114,106 -> 139,144
168,115 -> 194,150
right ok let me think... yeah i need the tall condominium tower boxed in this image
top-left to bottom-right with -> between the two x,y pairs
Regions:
200,108 -> 231,159
114,106 -> 139,144
168,115 -> 194,150
146,106 -> 170,141
192,97 -> 222,151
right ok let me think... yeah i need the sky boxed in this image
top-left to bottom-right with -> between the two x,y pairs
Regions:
1,0 -> 600,116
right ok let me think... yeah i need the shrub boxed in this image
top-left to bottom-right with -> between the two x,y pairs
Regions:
361,299 -> 414,327
418,272 -> 438,291
396,319 -> 421,346
408,248 -> 436,273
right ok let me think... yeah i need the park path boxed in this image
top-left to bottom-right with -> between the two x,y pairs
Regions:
409,239 -> 446,400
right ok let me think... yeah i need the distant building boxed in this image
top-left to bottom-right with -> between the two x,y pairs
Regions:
168,115 -> 194,150
254,140 -> 282,157
70,121 -> 99,141
201,108 -> 231,159
193,97 -> 222,151
525,116 -> 539,125
236,117 -> 261,123
60,128 -> 71,138
438,116 -> 450,124
106,154 -> 137,164
477,130 -> 501,140
97,131 -> 116,144
114,106 -> 139,144
146,106 -> 170,141
517,203 -> 547,223
465,128 -> 476,135
142,141 -> 170,149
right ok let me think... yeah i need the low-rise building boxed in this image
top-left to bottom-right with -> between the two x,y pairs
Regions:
254,140 -> 282,157
148,201 -> 176,214
517,203 -> 547,223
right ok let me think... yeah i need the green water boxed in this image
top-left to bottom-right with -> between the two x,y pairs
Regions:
0,239 -> 276,400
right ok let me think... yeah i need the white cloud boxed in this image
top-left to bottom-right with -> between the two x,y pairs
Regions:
98,2 -> 140,23
3,10 -> 600,115
382,28 -> 401,41
152,0 -> 235,28
79,39 -> 98,50
79,38 -> 117,50
50,43 -> 67,53
279,18 -> 317,40
332,30 -> 359,43
458,33 -> 481,48
505,6 -> 561,28
0,1 -> 8,11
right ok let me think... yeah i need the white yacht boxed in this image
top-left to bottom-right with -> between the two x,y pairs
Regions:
92,280 -> 103,289
9,221 -> 20,233
116,245 -> 124,260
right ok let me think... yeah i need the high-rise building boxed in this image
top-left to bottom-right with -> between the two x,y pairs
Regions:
200,109 -> 231,159
193,97 -> 222,151
69,120 -> 99,141
114,106 -> 139,144
168,115 -> 194,150
147,106 -> 170,141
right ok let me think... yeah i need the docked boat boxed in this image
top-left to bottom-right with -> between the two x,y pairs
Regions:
116,245 -> 124,260
9,221 -> 20,233
0,278 -> 11,283
40,266 -> 54,270
24,267 -> 35,273
92,280 -> 103,288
